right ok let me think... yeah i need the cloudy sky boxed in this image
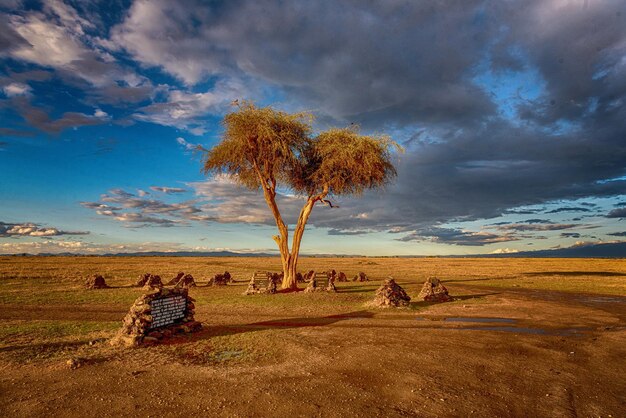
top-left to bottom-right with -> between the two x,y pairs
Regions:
1,0 -> 625,255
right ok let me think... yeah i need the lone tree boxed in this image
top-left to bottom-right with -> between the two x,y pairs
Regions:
203,102 -> 398,290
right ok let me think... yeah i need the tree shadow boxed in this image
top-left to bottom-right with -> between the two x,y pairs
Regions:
443,277 -> 513,283
188,310 -> 376,340
335,285 -> 379,294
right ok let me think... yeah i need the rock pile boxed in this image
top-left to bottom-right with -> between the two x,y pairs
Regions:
142,274 -> 163,290
336,271 -> 348,282
174,274 -> 196,288
85,274 -> 109,289
209,272 -> 230,286
353,272 -> 369,282
165,272 -> 185,285
270,272 -> 283,286
111,287 -> 201,347
135,272 -> 152,287
304,270 -> 316,282
418,277 -> 453,302
371,278 -> 411,307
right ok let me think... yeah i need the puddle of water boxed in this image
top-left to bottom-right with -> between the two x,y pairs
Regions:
444,317 -> 517,323
460,326 -> 546,335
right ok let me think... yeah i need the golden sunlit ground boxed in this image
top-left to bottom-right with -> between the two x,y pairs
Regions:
0,256 -> 624,417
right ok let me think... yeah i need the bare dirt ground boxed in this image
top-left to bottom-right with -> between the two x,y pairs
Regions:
0,257 -> 624,417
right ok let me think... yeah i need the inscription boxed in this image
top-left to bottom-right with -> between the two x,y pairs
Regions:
149,295 -> 187,329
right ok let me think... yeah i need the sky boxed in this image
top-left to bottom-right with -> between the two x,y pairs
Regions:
1,0 -> 625,256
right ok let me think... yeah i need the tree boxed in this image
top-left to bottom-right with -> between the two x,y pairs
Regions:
202,102 -> 398,290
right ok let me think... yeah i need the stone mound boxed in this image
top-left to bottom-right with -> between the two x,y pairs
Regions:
111,287 -> 201,347
371,278 -> 411,307
353,271 -> 369,282
270,272 -> 283,286
85,274 -> 109,289
165,272 -> 185,285
304,270 -> 315,282
210,272 -> 231,286
134,272 -> 152,287
418,277 -> 453,302
336,271 -> 348,282
174,274 -> 196,288
142,274 -> 163,290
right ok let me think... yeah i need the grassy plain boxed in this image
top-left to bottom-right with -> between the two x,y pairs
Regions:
0,256 -> 624,417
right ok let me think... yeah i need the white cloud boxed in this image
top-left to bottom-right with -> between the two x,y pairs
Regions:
176,137 -> 198,151
2,82 -> 32,97
150,186 -> 188,194
94,108 -> 108,118
0,221 -> 89,237
132,78 -> 248,134
490,248 -> 519,254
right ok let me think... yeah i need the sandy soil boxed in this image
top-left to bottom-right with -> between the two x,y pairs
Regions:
0,279 -> 624,418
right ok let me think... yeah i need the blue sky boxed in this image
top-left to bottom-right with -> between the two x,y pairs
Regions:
1,0 -> 625,255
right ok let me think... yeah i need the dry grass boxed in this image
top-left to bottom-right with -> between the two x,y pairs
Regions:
0,256 -> 624,365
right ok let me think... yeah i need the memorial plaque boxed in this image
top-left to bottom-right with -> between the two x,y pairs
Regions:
149,295 -> 187,329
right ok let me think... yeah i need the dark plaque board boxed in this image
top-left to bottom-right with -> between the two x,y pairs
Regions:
149,295 -> 187,329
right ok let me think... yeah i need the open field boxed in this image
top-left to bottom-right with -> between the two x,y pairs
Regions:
0,256 -> 625,417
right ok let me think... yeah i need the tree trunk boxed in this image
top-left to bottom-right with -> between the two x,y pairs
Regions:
281,198 -> 317,290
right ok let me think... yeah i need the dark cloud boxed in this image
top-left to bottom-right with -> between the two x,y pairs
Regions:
545,207 -> 593,214
607,208 -> 626,218
496,223 -> 585,232
607,231 -> 626,237
397,227 -> 518,246
7,96 -> 105,134
560,232 -> 581,238
0,221 -> 89,237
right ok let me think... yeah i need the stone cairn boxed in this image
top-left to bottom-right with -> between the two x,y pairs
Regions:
270,272 -> 283,286
304,272 -> 337,293
336,271 -> 348,282
111,287 -> 201,347
209,271 -> 231,286
165,272 -> 185,285
135,272 -> 162,289
304,270 -> 316,282
174,274 -> 196,289
353,271 -> 369,282
418,277 -> 453,302
142,274 -> 163,290
85,274 -> 109,289
371,278 -> 411,308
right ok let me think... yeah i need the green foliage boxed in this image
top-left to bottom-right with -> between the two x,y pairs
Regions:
203,102 -> 398,197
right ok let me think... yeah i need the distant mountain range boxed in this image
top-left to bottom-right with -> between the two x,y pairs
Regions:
475,241 -> 626,258
5,241 -> 625,258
